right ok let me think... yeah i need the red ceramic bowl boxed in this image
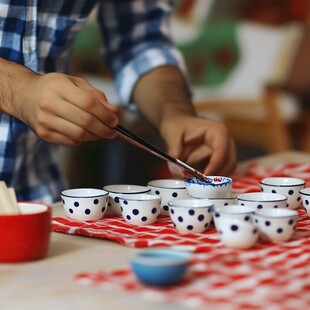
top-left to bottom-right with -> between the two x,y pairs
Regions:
0,202 -> 52,263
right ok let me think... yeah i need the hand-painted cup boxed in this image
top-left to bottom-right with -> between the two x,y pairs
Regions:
185,176 -> 232,199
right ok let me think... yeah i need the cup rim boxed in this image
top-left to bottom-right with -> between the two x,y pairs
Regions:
103,184 -> 151,194
260,177 -> 306,187
212,204 -> 255,214
185,176 -> 232,186
118,194 -> 161,202
299,188 -> 310,196
215,216 -> 257,227
131,249 -> 191,266
0,202 -> 51,217
237,192 -> 288,202
253,208 -> 298,218
147,179 -> 186,189
61,188 -> 108,198
168,198 -> 214,208
200,196 -> 236,201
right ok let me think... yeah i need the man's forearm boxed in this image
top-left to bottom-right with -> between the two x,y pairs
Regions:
132,65 -> 196,129
0,57 -> 35,118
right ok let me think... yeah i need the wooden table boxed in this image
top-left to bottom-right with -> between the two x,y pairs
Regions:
1,151 -> 309,309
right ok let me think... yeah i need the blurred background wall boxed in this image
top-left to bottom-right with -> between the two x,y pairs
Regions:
61,0 -> 310,189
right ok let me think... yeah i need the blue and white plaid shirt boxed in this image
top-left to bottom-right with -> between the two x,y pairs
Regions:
0,0 -> 185,203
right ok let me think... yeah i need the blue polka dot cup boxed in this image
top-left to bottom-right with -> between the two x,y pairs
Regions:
185,176 -> 232,199
61,188 -> 109,221
252,208 -> 298,242
118,194 -> 161,226
103,184 -> 151,215
217,217 -> 259,249
147,179 -> 189,215
260,177 -> 305,210
237,192 -> 288,209
168,198 -> 214,234
299,188 -> 310,217
212,204 -> 256,231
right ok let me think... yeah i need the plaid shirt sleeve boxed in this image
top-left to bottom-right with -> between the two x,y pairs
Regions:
0,0 -> 187,203
97,0 -> 187,104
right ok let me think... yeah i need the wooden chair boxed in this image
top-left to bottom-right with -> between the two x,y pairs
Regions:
194,87 -> 291,153
189,22 -> 305,154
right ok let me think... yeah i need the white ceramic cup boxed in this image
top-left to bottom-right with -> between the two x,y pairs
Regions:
252,208 -> 298,242
237,192 -> 288,210
299,188 -> 310,217
168,198 -> 214,234
212,204 -> 255,231
185,176 -> 232,199
61,188 -> 108,221
216,217 -> 259,249
118,194 -> 161,226
260,177 -> 305,210
147,179 -> 188,215
103,184 -> 150,215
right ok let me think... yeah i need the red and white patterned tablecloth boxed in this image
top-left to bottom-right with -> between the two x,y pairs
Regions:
52,162 -> 310,309
75,236 -> 310,310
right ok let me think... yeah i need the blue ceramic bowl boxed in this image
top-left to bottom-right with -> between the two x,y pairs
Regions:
131,249 -> 191,286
